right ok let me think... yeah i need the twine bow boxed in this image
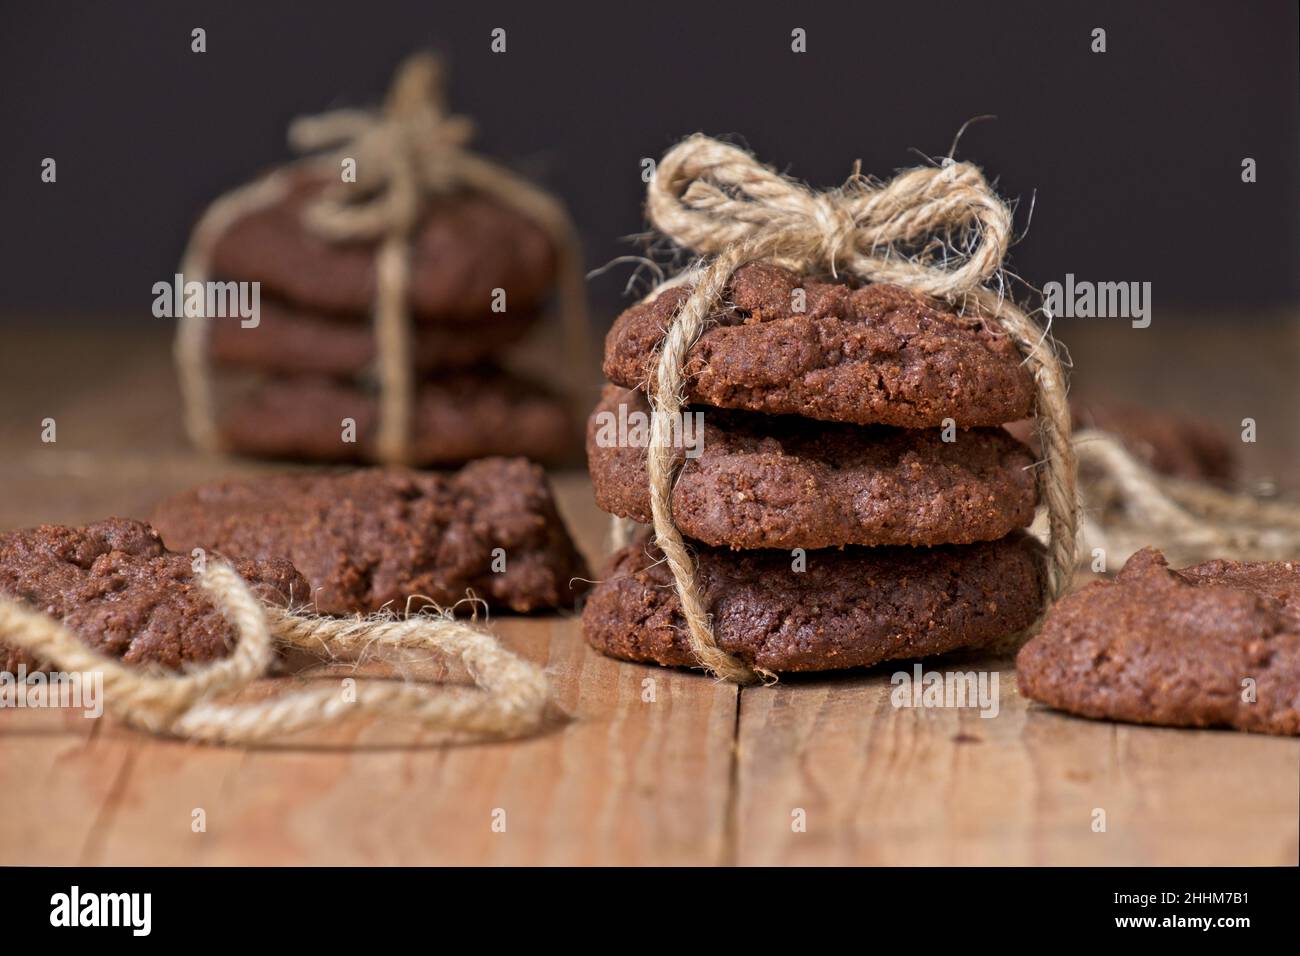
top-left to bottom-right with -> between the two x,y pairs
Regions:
0,561 -> 550,745
176,53 -> 589,464
648,136 -> 1013,295
638,135 -> 1078,684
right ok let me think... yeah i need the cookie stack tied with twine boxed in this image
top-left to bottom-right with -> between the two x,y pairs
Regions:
175,54 -> 587,467
583,136 -> 1078,682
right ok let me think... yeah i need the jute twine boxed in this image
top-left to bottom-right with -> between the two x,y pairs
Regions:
633,135 -> 1079,684
1072,429 -> 1300,568
175,53 -> 589,463
0,562 -> 549,744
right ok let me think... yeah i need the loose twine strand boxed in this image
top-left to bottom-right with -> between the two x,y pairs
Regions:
175,52 -> 590,463
637,135 -> 1080,684
1072,429 -> 1300,567
0,562 -> 549,745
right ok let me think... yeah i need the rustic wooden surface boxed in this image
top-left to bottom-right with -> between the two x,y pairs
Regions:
0,319 -> 1297,866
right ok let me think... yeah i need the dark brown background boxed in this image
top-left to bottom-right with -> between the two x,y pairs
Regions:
0,0 -> 1296,323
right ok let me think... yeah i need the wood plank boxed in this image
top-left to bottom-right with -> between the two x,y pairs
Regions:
733,657 -> 1299,865
89,619 -> 737,866
0,710 -> 142,866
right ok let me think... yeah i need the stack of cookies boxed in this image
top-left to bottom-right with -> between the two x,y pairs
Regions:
200,172 -> 575,466
583,262 -> 1046,673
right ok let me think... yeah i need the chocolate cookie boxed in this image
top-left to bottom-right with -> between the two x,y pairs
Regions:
604,262 -> 1035,427
218,370 -> 575,466
1017,548 -> 1300,735
1073,402 -> 1237,485
208,296 -> 539,376
1006,400 -> 1236,485
151,460 -> 590,615
209,173 -> 557,321
583,533 -> 1043,672
588,385 -> 1038,549
0,518 -> 307,674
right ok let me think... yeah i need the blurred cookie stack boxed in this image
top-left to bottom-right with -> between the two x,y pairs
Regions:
201,173 -> 574,465
175,55 -> 581,468
582,263 -> 1047,673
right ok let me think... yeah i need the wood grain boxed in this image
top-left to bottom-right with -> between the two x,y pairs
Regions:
5,624 -> 739,867
732,657 -> 1298,866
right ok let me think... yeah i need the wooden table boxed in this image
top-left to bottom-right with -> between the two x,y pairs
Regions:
1,319 -> 1297,866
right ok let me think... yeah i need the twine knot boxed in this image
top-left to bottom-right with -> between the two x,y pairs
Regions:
646,134 -> 1012,295
288,53 -> 474,241
635,134 -> 1078,684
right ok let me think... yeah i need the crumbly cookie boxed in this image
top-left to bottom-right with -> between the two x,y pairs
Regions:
1017,548 -> 1300,735
587,385 -> 1037,549
0,518 -> 307,673
582,533 -> 1043,672
151,460 -> 590,615
208,173 -> 557,321
207,296 -> 539,376
603,262 -> 1035,427
217,370 -> 575,466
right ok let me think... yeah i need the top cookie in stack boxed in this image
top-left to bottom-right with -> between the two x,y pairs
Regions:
204,171 -> 574,466
583,262 -> 1045,674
